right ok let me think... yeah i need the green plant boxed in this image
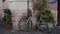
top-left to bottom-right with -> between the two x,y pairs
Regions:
3,15 -> 11,22
4,9 -> 11,15
35,0 -> 48,21
41,10 -> 55,23
2,9 -> 12,24
34,0 -> 55,23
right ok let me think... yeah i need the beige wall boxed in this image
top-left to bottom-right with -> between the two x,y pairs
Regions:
0,0 -> 9,18
11,10 -> 28,31
0,0 -> 4,18
0,0 -> 57,31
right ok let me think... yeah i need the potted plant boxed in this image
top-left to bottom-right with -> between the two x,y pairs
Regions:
35,0 -> 55,23
2,9 -> 12,29
33,0 -> 55,31
41,10 -> 55,24
33,0 -> 49,21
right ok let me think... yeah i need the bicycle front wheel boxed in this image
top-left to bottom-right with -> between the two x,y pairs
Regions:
18,18 -> 32,31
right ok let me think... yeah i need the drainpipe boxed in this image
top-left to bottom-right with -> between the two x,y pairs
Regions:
57,0 -> 59,26
27,0 -> 29,14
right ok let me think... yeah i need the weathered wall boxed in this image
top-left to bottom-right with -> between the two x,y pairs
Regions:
0,0 -> 8,19
0,0 -> 57,31
9,0 -> 58,31
11,10 -> 28,31
0,0 -> 4,19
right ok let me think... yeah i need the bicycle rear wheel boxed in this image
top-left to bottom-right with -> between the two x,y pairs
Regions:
39,22 -> 54,33
18,17 -> 32,31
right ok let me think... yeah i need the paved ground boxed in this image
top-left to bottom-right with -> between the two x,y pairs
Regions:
0,19 -> 60,34
0,26 -> 60,34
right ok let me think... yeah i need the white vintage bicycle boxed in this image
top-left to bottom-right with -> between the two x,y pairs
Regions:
18,0 -> 56,32
18,9 -> 33,31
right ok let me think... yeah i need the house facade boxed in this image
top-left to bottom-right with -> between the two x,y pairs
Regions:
0,0 -> 9,19
0,0 -> 58,31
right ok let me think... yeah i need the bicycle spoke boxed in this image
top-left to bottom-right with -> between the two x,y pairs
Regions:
19,18 -> 32,31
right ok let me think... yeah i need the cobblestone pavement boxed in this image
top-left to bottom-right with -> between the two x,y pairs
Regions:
0,26 -> 60,34
0,19 -> 60,34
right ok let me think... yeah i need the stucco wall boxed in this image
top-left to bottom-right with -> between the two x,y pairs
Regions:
0,0 -> 58,31
11,10 -> 28,31
0,0 -> 4,19
9,0 -> 58,31
0,0 -> 9,19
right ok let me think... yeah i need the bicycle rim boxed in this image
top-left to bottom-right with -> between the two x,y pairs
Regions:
40,23 -> 54,33
18,18 -> 32,31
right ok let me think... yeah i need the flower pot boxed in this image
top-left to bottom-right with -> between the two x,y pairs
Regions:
4,23 -> 12,29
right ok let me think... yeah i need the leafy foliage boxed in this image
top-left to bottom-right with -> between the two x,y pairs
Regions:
3,15 -> 11,22
35,0 -> 55,23
4,9 -> 11,15
41,10 -> 55,23
2,9 -> 12,24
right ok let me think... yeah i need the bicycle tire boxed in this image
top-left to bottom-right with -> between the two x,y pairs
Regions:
18,17 -> 32,32
37,20 -> 55,33
40,22 -> 54,33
